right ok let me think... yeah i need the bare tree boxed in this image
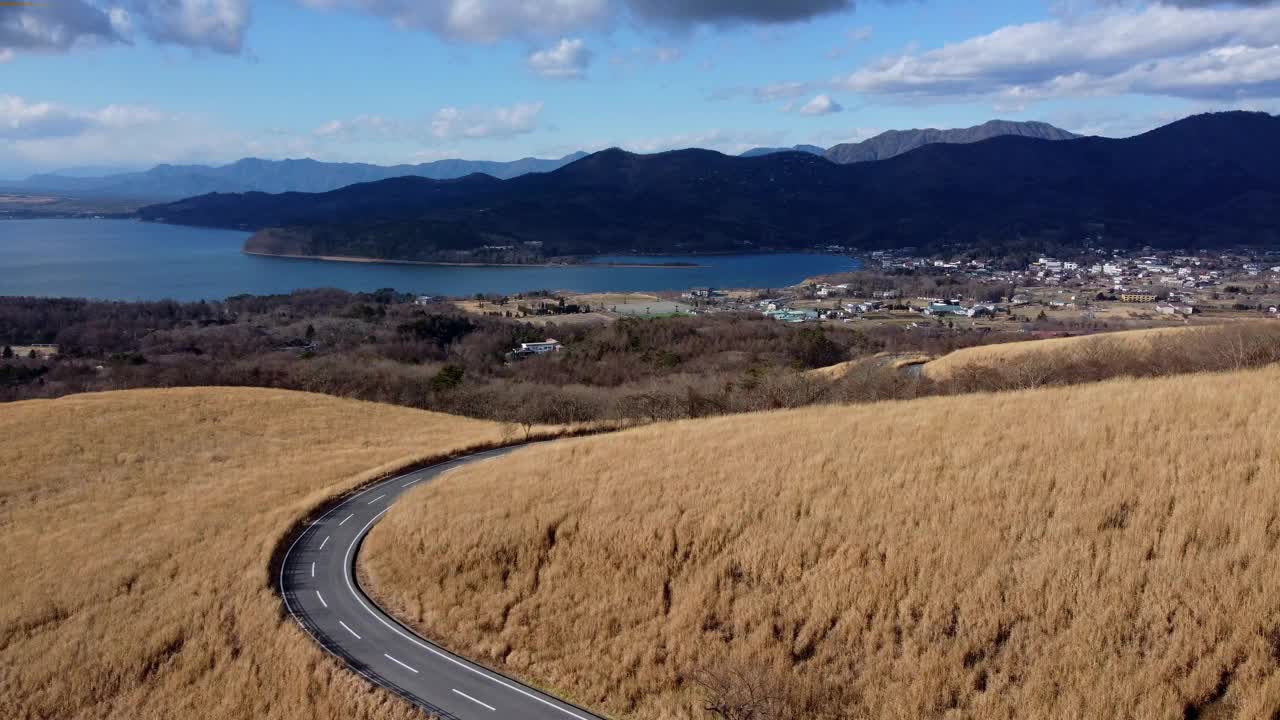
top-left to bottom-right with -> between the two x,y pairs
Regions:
693,662 -> 794,720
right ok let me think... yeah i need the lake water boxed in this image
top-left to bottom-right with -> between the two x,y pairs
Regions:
0,219 -> 862,301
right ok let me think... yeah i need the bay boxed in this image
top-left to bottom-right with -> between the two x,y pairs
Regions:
0,219 -> 861,301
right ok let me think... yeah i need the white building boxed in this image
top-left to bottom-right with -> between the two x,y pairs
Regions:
517,339 -> 563,354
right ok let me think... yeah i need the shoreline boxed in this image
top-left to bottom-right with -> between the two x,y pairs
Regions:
242,250 -> 701,269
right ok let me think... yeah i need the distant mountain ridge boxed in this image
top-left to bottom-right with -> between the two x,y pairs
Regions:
137,112 -> 1280,262
19,153 -> 589,199
824,120 -> 1079,164
10,120 -> 1081,199
739,144 -> 827,158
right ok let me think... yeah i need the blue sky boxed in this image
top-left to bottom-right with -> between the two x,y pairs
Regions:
2,0 -> 1278,176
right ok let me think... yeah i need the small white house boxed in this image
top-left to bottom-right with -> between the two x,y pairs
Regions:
518,339 -> 563,354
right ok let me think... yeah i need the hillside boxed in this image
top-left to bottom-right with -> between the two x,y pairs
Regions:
922,325 -> 1197,380
138,112 -> 1280,260
824,119 -> 1079,163
361,365 -> 1280,719
17,153 -> 588,199
0,387 -> 514,720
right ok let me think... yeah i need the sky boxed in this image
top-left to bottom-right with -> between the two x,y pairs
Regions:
2,0 -> 1279,177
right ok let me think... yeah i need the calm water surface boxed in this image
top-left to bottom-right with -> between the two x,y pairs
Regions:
0,219 -> 861,301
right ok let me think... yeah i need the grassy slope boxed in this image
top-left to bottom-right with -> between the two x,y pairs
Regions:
0,387 -> 510,720
920,325 -> 1199,380
362,366 -> 1280,720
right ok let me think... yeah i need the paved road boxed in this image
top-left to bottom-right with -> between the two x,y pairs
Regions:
280,447 -> 604,720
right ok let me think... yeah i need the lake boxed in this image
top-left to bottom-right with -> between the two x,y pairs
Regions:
0,219 -> 862,301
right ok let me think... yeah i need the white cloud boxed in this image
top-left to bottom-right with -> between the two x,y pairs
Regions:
837,4 -> 1280,103
311,114 -> 399,138
312,102 -> 546,143
826,24 -> 872,59
626,0 -> 853,26
0,0 -> 250,58
528,38 -> 592,78
298,0 -> 610,42
0,2 -> 126,55
653,45 -> 681,63
0,96 -> 95,140
131,0 -> 251,54
755,81 -> 812,102
431,102 -> 544,139
299,0 -> 856,42
0,95 -> 318,174
613,128 -> 789,155
796,94 -> 844,115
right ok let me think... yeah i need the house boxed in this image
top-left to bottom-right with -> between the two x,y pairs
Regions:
1155,304 -> 1194,316
765,309 -> 819,323
872,289 -> 901,299
1120,292 -> 1157,303
689,287 -> 714,298
413,295 -> 436,306
515,339 -> 563,355
925,303 -> 968,316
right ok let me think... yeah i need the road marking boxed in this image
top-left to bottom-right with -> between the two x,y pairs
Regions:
343,511 -> 596,720
316,591 -> 327,608
367,494 -> 387,505
340,514 -> 354,526
402,478 -> 421,488
311,562 -> 315,578
384,653 -> 418,674
452,689 -> 496,711
319,536 -> 329,551
339,621 -> 361,640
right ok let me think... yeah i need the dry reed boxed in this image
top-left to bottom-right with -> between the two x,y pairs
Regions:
1,387 -> 512,720
363,365 -> 1280,720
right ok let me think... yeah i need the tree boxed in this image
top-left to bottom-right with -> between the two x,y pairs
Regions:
694,662 -> 795,720
429,364 -> 465,392
788,328 -> 843,369
1,345 -> 12,360
304,324 -> 316,342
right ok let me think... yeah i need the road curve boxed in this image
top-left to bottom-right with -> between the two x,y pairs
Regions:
279,447 -> 605,720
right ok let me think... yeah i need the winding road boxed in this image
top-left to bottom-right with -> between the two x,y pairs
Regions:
279,447 -> 604,720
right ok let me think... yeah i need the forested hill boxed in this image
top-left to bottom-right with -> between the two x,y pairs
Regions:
137,112 -> 1280,261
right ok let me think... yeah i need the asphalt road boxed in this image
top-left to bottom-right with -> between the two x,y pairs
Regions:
279,447 -> 604,720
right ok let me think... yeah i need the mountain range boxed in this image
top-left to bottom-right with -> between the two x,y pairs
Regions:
15,153 -> 589,199
13,120 -> 1079,200
137,112 -> 1280,262
823,120 -> 1080,163
739,144 -> 827,158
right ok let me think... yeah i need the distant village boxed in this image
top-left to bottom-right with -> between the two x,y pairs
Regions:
677,245 -> 1280,329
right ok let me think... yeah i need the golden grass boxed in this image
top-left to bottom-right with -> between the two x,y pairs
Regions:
921,325 -> 1206,380
362,366 -> 1280,720
805,353 -> 932,381
0,387 -> 515,720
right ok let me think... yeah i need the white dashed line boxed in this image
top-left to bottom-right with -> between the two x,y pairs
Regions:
452,689 -> 496,711
319,536 -> 329,551
310,562 -> 315,578
316,591 -> 327,608
339,514 -> 354,526
339,621 -> 361,640
384,654 -> 418,673
344,511 -> 595,720
367,494 -> 387,505
402,479 -> 421,488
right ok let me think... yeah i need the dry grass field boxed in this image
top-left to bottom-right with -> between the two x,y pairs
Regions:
0,387 -> 516,720
921,325 -> 1208,381
920,325 -> 1200,380
362,365 -> 1280,720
